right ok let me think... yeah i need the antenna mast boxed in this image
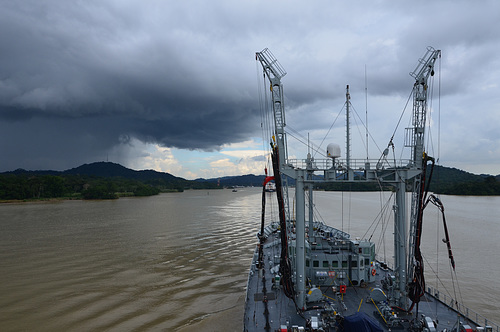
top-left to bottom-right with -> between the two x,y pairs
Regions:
346,85 -> 351,180
365,65 -> 369,160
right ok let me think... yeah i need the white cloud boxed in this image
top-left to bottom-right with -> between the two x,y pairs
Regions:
108,137 -> 272,180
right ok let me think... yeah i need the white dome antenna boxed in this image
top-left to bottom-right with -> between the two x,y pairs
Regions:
326,143 -> 341,159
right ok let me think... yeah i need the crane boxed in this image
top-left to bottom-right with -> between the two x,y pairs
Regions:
406,47 -> 441,312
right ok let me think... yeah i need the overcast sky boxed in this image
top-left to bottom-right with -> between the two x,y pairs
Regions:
1,0 -> 499,179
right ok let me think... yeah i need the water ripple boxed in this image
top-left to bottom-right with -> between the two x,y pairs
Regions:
0,189 -> 263,331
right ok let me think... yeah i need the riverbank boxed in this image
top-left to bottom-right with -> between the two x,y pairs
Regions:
0,188 -> 189,203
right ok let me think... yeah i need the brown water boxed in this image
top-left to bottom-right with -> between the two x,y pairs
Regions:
0,189 -> 498,331
0,189 -> 259,331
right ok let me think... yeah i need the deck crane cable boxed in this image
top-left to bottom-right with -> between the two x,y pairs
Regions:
419,253 -> 458,317
376,187 -> 393,264
383,87 -> 414,164
425,73 -> 439,160
349,102 -> 385,159
426,80 -> 435,157
424,194 -> 464,308
359,180 -> 392,240
361,192 -> 393,265
285,126 -> 326,158
350,105 -> 369,157
421,249 -> 464,316
426,54 -> 442,162
265,78 -> 275,168
362,191 -> 393,242
256,62 -> 266,146
390,89 -> 414,149
290,125 -> 330,158
313,103 -> 345,159
256,64 -> 273,172
313,96 -> 386,160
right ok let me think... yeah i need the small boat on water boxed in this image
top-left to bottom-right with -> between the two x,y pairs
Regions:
265,182 -> 276,192
244,48 -> 498,331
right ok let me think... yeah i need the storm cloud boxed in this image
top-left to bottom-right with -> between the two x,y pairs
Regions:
1,1 -> 500,175
1,1 -> 259,169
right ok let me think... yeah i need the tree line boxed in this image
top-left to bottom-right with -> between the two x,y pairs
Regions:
319,174 -> 500,195
0,173 -> 219,201
433,175 -> 500,195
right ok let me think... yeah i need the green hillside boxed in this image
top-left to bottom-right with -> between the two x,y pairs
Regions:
0,162 -> 219,201
429,165 -> 500,195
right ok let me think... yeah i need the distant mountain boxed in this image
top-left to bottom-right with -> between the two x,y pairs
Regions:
64,162 -> 183,182
430,165 -> 487,183
427,165 -> 496,187
198,174 -> 267,187
4,162 -> 184,181
428,165 -> 500,195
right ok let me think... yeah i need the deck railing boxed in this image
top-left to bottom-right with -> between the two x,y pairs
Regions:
286,158 -> 413,173
426,285 -> 499,331
375,258 -> 499,331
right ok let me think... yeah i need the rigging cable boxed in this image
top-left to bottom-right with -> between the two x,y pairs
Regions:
349,102 -> 385,159
426,71 -> 437,158
256,62 -> 272,172
390,89 -> 413,144
425,194 -> 464,311
286,126 -> 326,158
437,55 -> 442,318
313,103 -> 345,159
365,65 -> 369,160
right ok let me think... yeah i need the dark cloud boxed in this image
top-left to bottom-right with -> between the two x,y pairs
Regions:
1,0 -> 499,174
0,1 -> 264,171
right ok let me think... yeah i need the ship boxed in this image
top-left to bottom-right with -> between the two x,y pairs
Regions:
243,48 -> 498,332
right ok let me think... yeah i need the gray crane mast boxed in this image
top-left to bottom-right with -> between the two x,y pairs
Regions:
255,48 -> 292,222
406,47 -> 441,294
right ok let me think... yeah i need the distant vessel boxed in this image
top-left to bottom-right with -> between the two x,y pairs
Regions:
244,48 -> 498,331
265,181 -> 276,192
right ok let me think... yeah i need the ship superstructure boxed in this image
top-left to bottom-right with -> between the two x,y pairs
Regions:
244,48 -> 498,331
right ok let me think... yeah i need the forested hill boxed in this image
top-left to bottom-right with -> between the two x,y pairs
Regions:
0,162 -> 218,201
64,162 -> 182,181
8,161 -> 183,181
427,165 -> 500,195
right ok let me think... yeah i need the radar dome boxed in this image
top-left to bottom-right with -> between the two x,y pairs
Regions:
326,143 -> 341,158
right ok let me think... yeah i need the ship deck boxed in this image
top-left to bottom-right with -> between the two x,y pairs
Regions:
244,225 -> 487,332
